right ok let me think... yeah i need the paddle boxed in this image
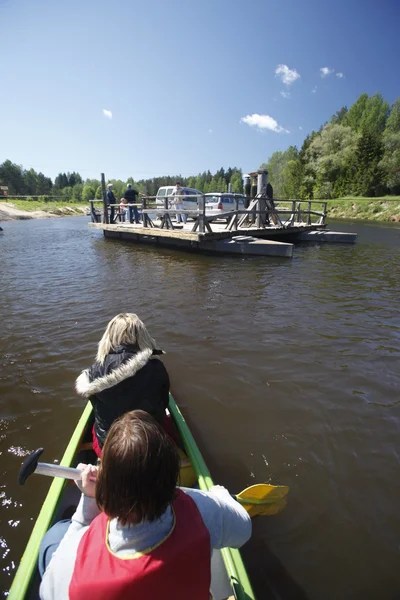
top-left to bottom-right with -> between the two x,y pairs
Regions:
18,448 -> 288,516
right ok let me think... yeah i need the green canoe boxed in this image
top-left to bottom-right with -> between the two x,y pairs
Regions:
8,394 -> 255,600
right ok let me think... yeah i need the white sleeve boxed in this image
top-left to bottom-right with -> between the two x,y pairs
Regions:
181,487 -> 252,550
39,496 -> 100,600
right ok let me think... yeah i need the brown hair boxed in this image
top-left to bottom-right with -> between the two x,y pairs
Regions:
96,410 -> 179,525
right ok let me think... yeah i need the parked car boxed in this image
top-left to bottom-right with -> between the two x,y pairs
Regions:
155,186 -> 203,218
204,193 -> 245,220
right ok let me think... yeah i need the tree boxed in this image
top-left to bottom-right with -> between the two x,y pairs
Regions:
54,173 -> 69,189
24,168 -> 39,195
331,106 -> 348,125
230,171 -> 243,193
343,93 -> 369,132
379,97 -> 400,193
71,183 -> 83,201
355,132 -> 385,197
95,185 -> 103,199
0,160 -> 26,194
36,173 -> 53,195
82,185 -> 95,202
261,146 -> 299,198
68,172 -> 83,187
306,124 -> 359,198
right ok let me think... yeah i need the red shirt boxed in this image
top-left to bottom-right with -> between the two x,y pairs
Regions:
69,489 -> 211,600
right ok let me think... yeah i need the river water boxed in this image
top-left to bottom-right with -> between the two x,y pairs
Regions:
1,216 -> 399,599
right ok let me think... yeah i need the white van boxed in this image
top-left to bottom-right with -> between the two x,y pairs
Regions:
155,186 -> 203,218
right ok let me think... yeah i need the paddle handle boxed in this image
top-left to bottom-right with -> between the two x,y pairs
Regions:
36,463 -> 83,481
18,448 -> 83,486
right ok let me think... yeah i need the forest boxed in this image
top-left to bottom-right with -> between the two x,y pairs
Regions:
0,162 -> 244,203
1,93 -> 399,202
262,94 -> 400,199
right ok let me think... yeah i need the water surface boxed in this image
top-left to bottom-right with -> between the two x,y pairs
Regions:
1,217 -> 399,599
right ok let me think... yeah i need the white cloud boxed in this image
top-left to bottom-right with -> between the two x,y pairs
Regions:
299,126 -> 303,130
320,67 -> 334,78
240,113 -> 289,133
311,86 -> 317,93
275,64 -> 300,86
336,72 -> 344,78
280,90 -> 291,99
102,109 -> 112,119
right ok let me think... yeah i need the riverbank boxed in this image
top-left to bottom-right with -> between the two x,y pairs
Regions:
326,196 -> 400,221
2,196 -> 400,222
0,200 -> 88,221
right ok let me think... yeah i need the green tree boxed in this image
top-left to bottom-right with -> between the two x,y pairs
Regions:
306,124 -> 359,198
95,185 -> 103,199
261,146 -> 299,198
230,171 -> 243,193
331,106 -> 348,125
354,132 -> 385,196
343,93 -> 369,131
71,183 -> 83,201
82,185 -> 95,202
24,168 -> 39,195
54,173 -> 69,189
0,160 -> 26,194
379,97 -> 400,193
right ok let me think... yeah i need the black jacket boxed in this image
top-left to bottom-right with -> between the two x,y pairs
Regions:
124,188 -> 138,202
75,344 -> 170,448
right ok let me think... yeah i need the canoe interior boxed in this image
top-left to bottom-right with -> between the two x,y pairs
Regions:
8,397 -> 255,600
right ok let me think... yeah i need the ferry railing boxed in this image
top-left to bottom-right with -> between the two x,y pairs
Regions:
89,197 -> 327,231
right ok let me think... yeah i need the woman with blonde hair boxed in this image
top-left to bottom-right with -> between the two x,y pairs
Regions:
76,313 -> 170,456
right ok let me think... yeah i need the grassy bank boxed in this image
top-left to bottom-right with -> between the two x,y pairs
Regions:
326,196 -> 400,222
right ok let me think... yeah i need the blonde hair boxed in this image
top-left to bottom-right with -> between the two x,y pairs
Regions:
96,313 -> 156,365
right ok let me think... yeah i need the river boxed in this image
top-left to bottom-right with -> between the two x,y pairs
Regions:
1,216 -> 400,599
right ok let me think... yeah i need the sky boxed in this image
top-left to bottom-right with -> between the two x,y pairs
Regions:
1,0 -> 399,182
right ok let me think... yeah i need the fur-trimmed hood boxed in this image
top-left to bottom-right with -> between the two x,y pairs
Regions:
76,348 -> 162,398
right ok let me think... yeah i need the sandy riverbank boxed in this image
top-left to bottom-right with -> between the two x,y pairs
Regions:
0,202 -> 88,221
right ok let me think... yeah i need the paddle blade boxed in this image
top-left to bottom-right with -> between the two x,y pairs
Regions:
236,484 -> 289,517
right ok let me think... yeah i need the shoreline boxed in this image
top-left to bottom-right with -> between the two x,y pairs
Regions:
1,197 -> 400,223
0,202 -> 88,221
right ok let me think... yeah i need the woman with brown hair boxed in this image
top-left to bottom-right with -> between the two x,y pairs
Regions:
38,410 -> 251,600
75,313 -> 170,456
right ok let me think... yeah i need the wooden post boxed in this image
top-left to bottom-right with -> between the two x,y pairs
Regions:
233,196 -> 239,231
244,174 -> 251,208
256,198 -> 262,228
101,173 -> 109,224
257,169 -> 268,196
142,197 -> 147,228
307,201 -> 312,225
198,195 -> 205,233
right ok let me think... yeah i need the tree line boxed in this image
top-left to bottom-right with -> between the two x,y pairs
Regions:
261,94 -> 400,199
0,161 -> 244,202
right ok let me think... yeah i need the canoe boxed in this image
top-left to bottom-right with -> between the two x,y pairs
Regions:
8,394 -> 256,600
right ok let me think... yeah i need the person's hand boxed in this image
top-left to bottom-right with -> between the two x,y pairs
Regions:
209,484 -> 230,497
75,463 -> 98,498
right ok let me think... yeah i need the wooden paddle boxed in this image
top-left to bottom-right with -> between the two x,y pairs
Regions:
18,449 -> 288,517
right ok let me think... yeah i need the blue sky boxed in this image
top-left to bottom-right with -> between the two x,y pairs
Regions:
1,0 -> 399,182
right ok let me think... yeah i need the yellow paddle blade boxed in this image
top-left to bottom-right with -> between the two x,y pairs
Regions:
236,484 -> 289,517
